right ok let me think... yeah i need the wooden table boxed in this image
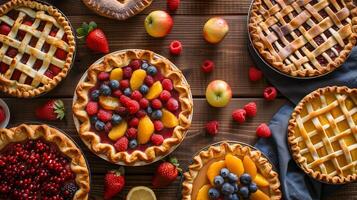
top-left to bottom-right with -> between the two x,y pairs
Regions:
1,0 -> 356,199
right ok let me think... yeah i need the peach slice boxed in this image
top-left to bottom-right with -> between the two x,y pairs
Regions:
243,155 -> 257,179
99,96 -> 120,110
196,184 -> 211,200
108,121 -> 128,141
130,69 -> 147,90
146,81 -> 163,100
110,68 -> 123,81
207,160 -> 226,185
225,154 -> 244,176
138,116 -> 155,144
250,189 -> 270,200
161,109 -> 179,128
254,173 -> 269,187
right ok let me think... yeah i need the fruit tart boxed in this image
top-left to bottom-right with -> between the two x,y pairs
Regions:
249,0 -> 357,77
182,142 -> 281,200
0,0 -> 75,97
288,86 -> 357,184
73,49 -> 193,165
0,124 -> 90,200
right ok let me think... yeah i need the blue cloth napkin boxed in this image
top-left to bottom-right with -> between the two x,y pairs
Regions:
250,46 -> 357,200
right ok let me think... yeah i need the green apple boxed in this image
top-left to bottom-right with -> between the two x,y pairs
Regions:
145,10 -> 173,38
206,80 -> 232,107
203,17 -> 229,44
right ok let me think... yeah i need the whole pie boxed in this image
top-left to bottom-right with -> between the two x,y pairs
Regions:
0,124 -> 90,199
249,0 -> 357,77
288,86 -> 357,184
73,49 -> 193,165
0,0 -> 75,97
82,0 -> 153,20
182,142 -> 281,200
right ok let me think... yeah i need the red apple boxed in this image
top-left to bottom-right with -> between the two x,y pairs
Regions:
203,17 -> 229,44
205,80 -> 232,107
145,11 -> 173,38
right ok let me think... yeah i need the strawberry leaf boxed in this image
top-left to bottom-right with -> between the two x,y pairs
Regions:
76,27 -> 86,37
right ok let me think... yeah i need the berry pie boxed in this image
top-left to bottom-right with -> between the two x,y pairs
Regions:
288,86 -> 357,184
0,0 -> 75,97
249,0 -> 357,77
0,124 -> 90,200
73,49 -> 193,165
182,142 -> 281,200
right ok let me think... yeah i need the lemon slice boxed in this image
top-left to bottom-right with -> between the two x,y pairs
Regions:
127,186 -> 157,200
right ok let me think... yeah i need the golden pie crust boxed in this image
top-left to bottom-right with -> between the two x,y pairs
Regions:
249,0 -> 357,77
82,0 -> 153,20
0,124 -> 90,200
288,86 -> 357,184
73,49 -> 193,165
182,142 -> 282,200
0,0 -> 75,98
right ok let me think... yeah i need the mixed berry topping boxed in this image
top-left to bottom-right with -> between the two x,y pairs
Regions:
0,139 -> 77,200
86,59 -> 181,153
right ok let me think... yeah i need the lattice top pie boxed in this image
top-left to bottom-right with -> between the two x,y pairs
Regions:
288,86 -> 357,184
0,0 -> 75,97
249,0 -> 357,77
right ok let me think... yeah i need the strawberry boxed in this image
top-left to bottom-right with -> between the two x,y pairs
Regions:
104,167 -> 125,200
167,0 -> 180,11
152,157 -> 181,188
77,21 -> 109,53
35,99 -> 65,121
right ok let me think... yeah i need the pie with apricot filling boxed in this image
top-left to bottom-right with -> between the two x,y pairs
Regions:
288,86 -> 357,184
182,142 -> 281,200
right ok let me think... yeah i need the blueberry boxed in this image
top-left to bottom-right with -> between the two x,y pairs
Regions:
239,186 -> 250,198
239,173 -> 252,185
95,120 -> 105,131
139,85 -> 149,94
225,193 -> 239,200
248,183 -> 258,193
228,173 -> 238,183
100,84 -> 111,96
233,183 -> 239,193
124,88 -> 132,96
220,168 -> 230,178
90,116 -> 98,124
221,183 -> 234,195
146,106 -> 153,114
109,80 -> 120,90
147,66 -> 158,76
151,110 -> 162,120
111,114 -> 122,125
214,175 -> 224,187
141,62 -> 149,70
129,139 -> 138,149
208,188 -> 220,199
90,90 -> 100,101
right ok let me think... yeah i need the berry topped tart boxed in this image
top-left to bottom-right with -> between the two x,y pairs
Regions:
249,0 -> 357,77
0,0 -> 75,97
288,86 -> 357,184
182,142 -> 281,200
73,49 -> 193,165
0,124 -> 90,200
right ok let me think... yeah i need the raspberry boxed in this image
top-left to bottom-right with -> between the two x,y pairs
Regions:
154,120 -> 164,131
201,60 -> 215,73
86,101 -> 98,116
249,66 -> 263,81
97,109 -> 113,122
126,100 -> 140,114
151,134 -> 164,146
123,67 -> 132,79
0,107 -> 5,123
129,117 -> 139,127
232,109 -> 246,124
167,0 -> 180,11
139,98 -> 149,109
112,89 -> 122,98
160,90 -> 171,102
131,90 -> 143,101
120,79 -> 129,89
162,79 -> 173,91
256,123 -> 272,138
206,120 -> 219,136
151,99 -> 162,109
98,72 -> 110,81
119,95 -> 131,106
263,87 -> 277,101
144,75 -> 155,87
115,106 -> 127,116
169,40 -> 182,55
126,128 -> 138,139
136,110 -> 147,118
243,102 -> 257,118
114,137 -> 128,152
166,98 -> 179,111
130,59 -> 141,70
